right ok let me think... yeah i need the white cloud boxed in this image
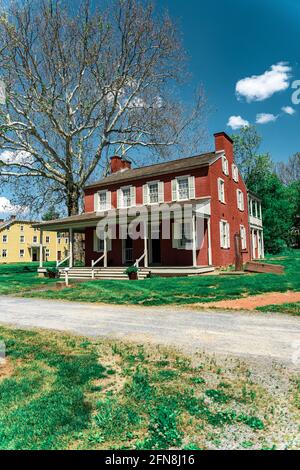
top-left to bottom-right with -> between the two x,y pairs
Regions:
0,197 -> 29,215
256,113 -> 278,124
236,62 -> 292,102
282,106 -> 296,115
227,115 -> 249,130
0,150 -> 33,165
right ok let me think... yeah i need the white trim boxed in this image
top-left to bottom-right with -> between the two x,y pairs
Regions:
232,163 -> 239,182
222,155 -> 229,176
240,224 -> 247,250
220,219 -> 230,249
237,189 -> 245,211
143,180 -> 164,205
218,178 -> 226,203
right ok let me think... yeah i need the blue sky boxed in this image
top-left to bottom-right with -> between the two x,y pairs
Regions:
159,0 -> 300,162
1,0 -> 299,217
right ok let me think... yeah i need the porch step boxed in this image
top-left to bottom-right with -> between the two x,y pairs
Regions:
58,267 -> 148,280
58,266 -> 215,280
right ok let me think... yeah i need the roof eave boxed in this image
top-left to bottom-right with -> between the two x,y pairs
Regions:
84,152 -> 219,190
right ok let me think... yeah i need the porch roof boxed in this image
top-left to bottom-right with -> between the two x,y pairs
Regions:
33,197 -> 211,232
32,211 -> 101,232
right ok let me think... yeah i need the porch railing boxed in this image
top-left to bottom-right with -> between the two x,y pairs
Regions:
134,252 -> 146,269
91,253 -> 106,279
57,255 -> 71,268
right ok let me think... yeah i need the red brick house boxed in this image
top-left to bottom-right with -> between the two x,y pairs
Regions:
36,132 -> 264,279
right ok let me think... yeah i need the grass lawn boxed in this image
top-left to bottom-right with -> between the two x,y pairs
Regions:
0,262 -> 56,295
0,326 -> 299,450
256,302 -> 300,316
24,250 -> 300,306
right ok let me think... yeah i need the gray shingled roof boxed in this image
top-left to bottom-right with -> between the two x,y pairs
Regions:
85,151 -> 216,189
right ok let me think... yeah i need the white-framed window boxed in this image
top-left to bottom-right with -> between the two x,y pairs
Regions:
57,237 -> 61,245
2,249 -> 7,258
19,249 -> 25,258
95,190 -> 111,211
222,155 -> 229,176
93,230 -> 112,252
65,238 -> 68,244
33,235 -> 38,243
20,235 -> 25,243
143,181 -> 164,205
20,225 -> 24,232
172,176 -> 195,201
218,178 -> 226,203
172,221 -> 193,250
237,189 -> 245,211
2,234 -> 7,243
46,236 -> 50,243
219,220 -> 230,249
232,164 -> 239,182
45,248 -> 50,258
240,225 -> 247,250
117,186 -> 136,208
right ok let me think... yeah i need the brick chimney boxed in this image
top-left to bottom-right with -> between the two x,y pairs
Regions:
110,155 -> 132,174
214,132 -> 234,161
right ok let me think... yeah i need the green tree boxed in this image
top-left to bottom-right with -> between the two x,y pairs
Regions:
232,126 -> 297,253
253,173 -> 296,253
42,207 -> 60,221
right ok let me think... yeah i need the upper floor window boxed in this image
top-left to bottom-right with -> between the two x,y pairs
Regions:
218,178 -> 226,203
45,236 -> 50,243
118,186 -> 136,208
172,176 -> 195,201
20,235 -> 25,243
237,189 -> 244,211
143,181 -> 164,205
222,156 -> 229,176
2,234 -> 7,243
95,190 -> 111,211
33,235 -> 38,243
20,225 -> 24,231
232,164 -> 239,182
220,220 -> 230,249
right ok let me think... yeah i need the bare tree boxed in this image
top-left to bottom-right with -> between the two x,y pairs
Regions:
276,153 -> 300,185
0,0 -> 206,216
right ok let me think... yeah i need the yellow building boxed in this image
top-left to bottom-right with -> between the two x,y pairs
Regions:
0,217 -> 69,264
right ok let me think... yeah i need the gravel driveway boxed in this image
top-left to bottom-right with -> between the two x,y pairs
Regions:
0,296 -> 299,368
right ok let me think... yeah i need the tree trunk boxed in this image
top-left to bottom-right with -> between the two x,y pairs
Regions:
66,186 -> 84,264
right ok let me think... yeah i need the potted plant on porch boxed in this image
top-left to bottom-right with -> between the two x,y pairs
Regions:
124,265 -> 139,280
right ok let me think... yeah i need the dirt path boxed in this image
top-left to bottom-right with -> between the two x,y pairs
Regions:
0,296 -> 299,368
198,291 -> 300,310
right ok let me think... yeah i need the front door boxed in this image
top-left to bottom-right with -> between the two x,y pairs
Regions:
124,237 -> 133,265
32,249 -> 38,262
151,239 -> 161,264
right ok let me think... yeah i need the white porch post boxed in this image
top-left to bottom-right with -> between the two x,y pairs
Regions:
39,230 -> 43,268
104,236 -> 108,268
257,231 -> 261,258
207,217 -> 212,266
261,231 -> 265,259
144,221 -> 148,268
69,228 -> 73,268
192,215 -> 197,267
